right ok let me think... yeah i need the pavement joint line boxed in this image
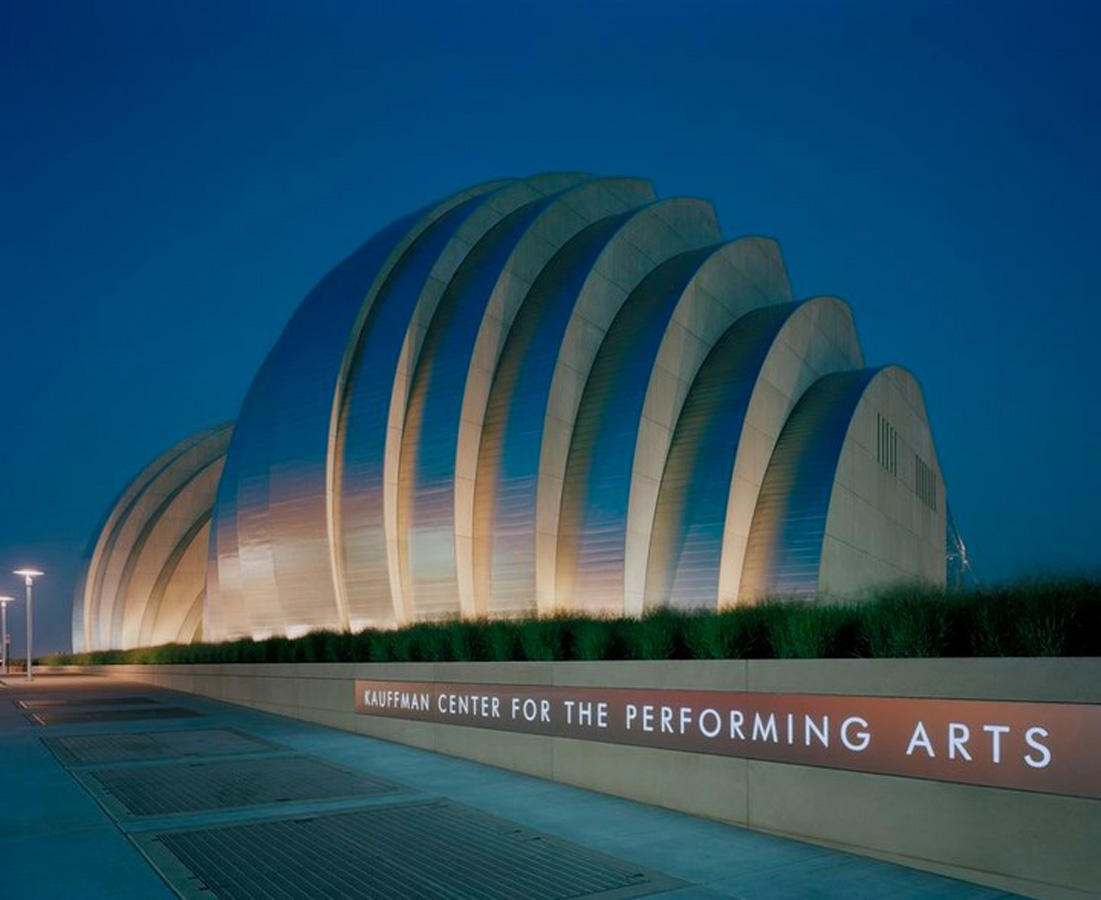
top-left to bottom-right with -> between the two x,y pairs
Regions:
39,725 -> 288,767
52,747 -> 305,772
117,789 -> 435,835
21,710 -> 222,728
14,695 -> 163,708
24,706 -> 206,726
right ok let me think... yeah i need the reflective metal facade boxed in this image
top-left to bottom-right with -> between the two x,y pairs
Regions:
644,296 -> 864,609
209,181 -> 506,640
76,172 -> 949,648
741,369 -> 882,597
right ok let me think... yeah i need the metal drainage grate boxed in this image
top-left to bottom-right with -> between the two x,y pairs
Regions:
27,707 -> 201,726
82,755 -> 397,818
137,800 -> 679,899
18,695 -> 160,709
44,729 -> 282,766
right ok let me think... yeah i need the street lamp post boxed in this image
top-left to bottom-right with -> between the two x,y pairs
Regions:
0,596 -> 13,675
13,569 -> 43,681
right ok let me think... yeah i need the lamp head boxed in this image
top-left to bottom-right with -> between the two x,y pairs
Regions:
13,568 -> 43,586
0,595 -> 13,606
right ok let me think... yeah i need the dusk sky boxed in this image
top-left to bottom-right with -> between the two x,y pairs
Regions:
2,0 -> 1098,655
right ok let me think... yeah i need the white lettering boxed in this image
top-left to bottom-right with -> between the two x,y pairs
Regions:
660,705 -> 673,734
983,724 -> 1010,764
729,709 -> 745,740
680,706 -> 693,735
805,715 -> 829,748
1025,727 -> 1051,768
363,689 -> 430,712
435,693 -> 501,718
841,716 -> 870,752
752,712 -> 778,743
948,722 -> 972,761
699,708 -> 722,738
906,721 -> 936,758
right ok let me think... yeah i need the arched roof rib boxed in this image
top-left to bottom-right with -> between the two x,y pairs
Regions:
474,198 -> 720,617
74,423 -> 231,651
642,298 -> 863,609
557,237 -> 799,617
397,178 -> 655,623
740,367 -> 883,598
82,425 -> 219,648
210,179 -> 510,640
137,510 -> 211,646
114,455 -> 225,648
332,174 -> 592,632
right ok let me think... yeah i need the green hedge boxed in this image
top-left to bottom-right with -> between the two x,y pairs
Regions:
45,579 -> 1101,666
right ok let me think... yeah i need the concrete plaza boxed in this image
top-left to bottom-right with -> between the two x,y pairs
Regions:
0,674 -> 1013,898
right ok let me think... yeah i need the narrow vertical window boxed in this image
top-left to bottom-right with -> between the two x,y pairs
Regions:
914,454 -> 936,509
877,413 -> 898,477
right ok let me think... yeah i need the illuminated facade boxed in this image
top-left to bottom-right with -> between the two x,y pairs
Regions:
74,173 -> 947,650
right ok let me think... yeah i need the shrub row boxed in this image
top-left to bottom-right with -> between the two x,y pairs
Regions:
46,579 -> 1101,666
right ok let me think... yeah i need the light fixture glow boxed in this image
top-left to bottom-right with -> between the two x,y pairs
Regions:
12,569 -> 42,681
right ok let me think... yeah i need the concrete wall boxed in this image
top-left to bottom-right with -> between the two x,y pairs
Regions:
82,658 -> 1101,898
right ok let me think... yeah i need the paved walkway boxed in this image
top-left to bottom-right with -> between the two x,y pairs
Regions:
0,674 -> 1013,899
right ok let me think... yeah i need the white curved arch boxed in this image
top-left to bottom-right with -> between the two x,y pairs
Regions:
739,364 -> 945,599
76,424 -> 230,650
643,297 -> 863,610
393,177 -> 656,621
560,238 -> 795,617
392,174 -> 600,623
723,297 -> 864,603
120,458 -> 224,648
139,517 -> 213,646
469,198 -> 720,616
78,430 -> 205,650
210,177 -> 511,640
331,174 -> 589,630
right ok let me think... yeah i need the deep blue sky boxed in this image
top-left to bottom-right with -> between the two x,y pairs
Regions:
2,0 -> 1098,655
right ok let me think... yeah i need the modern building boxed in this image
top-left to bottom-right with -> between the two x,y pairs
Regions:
74,173 -> 948,651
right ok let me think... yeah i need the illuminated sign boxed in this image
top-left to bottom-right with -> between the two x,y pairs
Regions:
354,679 -> 1101,798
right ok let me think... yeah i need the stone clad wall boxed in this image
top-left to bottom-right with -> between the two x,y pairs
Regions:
79,658 -> 1100,899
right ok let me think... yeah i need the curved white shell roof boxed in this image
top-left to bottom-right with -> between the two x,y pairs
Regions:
76,173 -> 947,648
